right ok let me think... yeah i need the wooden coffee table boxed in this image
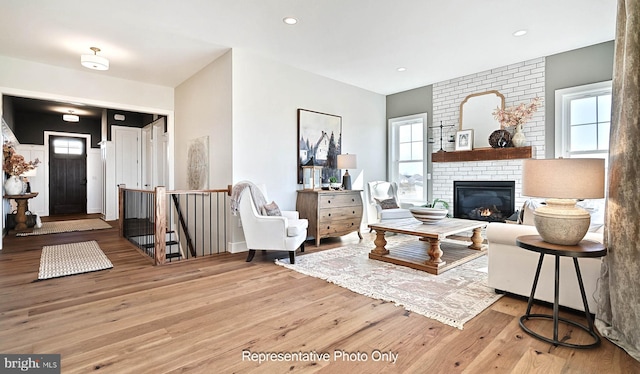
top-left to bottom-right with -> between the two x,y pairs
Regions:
368,218 -> 487,275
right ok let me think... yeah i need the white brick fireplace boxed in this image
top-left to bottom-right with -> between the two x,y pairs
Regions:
431,57 -> 546,215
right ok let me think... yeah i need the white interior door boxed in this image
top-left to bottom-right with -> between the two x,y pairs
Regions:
113,125 -> 141,189
141,117 -> 167,189
142,126 -> 152,189
152,118 -> 167,187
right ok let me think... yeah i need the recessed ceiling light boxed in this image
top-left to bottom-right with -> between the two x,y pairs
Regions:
397,67 -> 407,72
283,17 -> 298,25
513,29 -> 528,37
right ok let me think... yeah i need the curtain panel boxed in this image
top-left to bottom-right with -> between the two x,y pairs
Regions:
596,0 -> 640,362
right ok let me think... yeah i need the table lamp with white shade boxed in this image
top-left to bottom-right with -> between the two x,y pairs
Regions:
337,153 -> 357,190
522,158 -> 605,245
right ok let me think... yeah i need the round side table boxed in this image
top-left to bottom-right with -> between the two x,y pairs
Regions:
516,235 -> 607,349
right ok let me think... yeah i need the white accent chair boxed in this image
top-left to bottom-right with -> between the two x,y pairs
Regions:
238,186 -> 308,264
367,181 -> 414,225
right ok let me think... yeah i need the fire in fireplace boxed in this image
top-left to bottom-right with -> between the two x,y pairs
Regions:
453,181 -> 515,222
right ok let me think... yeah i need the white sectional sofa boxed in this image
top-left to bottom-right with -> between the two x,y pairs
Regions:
486,202 -> 605,312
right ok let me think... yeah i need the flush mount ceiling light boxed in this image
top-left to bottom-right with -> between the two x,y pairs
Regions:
283,17 -> 298,25
81,47 -> 109,70
63,110 -> 79,122
513,29 -> 528,37
397,67 -> 407,72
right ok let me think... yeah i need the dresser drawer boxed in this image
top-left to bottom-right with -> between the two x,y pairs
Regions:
319,205 -> 363,221
319,218 -> 361,237
319,193 -> 361,208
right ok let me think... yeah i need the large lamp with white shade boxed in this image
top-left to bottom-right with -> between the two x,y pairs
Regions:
522,158 -> 605,246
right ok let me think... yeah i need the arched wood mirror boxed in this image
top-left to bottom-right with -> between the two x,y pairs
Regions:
459,90 -> 505,148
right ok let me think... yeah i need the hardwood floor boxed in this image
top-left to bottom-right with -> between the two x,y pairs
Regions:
1,216 -> 638,373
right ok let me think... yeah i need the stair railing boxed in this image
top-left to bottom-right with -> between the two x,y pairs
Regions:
119,185 -> 231,265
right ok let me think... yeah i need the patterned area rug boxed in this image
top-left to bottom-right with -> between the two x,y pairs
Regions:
38,240 -> 113,280
276,236 -> 502,329
17,219 -> 112,237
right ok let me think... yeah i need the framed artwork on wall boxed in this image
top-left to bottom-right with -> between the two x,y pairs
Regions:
297,109 -> 342,184
455,129 -> 473,151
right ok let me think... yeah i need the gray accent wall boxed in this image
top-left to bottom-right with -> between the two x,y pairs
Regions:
386,85 -> 433,122
545,41 -> 614,157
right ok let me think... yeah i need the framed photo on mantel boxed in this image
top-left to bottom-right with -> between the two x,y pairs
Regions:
297,109 -> 342,184
455,129 -> 473,151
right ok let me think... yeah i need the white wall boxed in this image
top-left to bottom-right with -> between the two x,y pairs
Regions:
174,50 -> 233,190
231,49 -> 387,209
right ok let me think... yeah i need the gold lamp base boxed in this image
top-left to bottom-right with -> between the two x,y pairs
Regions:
534,198 -> 591,246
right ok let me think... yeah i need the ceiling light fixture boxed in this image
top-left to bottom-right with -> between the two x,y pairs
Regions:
283,17 -> 298,25
81,47 -> 109,70
513,29 -> 528,37
63,110 -> 79,122
397,67 -> 407,72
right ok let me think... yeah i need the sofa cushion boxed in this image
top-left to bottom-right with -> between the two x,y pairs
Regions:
287,219 -> 308,237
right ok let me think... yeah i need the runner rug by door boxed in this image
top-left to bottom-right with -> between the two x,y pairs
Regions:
276,236 -> 502,330
38,240 -> 113,280
18,219 -> 112,237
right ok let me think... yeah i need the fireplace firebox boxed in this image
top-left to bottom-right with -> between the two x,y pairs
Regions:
453,181 -> 515,222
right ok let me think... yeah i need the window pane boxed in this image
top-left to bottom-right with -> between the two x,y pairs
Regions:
53,138 -> 83,155
411,141 -> 423,160
598,94 -> 612,122
398,162 -> 423,201
570,97 -> 597,125
399,143 -> 411,160
411,123 -> 423,141
571,124 -> 597,151
598,122 -> 610,150
399,125 -> 411,142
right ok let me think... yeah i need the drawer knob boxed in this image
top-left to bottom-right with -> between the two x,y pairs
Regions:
328,213 -> 331,216
327,200 -> 331,204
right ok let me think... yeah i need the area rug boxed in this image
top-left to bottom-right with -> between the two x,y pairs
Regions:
17,219 -> 112,237
38,240 -> 113,280
276,236 -> 502,329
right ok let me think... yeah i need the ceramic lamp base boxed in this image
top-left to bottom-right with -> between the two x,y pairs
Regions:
534,199 -> 591,245
342,172 -> 352,190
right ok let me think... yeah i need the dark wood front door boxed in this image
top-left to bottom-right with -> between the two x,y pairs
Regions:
49,136 -> 87,215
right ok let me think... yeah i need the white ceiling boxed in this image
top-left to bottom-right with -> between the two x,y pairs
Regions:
0,0 -> 617,95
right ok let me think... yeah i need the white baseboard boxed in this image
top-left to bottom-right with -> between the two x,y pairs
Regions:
227,241 -> 248,254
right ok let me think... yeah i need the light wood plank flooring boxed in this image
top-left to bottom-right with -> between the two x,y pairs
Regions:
1,215 -> 638,373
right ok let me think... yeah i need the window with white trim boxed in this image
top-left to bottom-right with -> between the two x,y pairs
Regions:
555,81 -> 612,159
388,113 -> 428,203
555,81 -> 611,222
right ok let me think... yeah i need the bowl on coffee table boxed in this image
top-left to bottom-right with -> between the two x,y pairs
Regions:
409,207 -> 448,224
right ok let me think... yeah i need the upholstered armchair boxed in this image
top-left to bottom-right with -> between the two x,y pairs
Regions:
237,184 -> 308,264
366,181 -> 414,225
